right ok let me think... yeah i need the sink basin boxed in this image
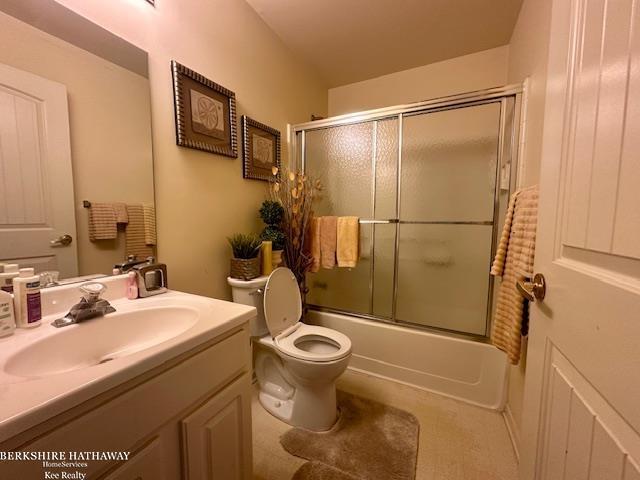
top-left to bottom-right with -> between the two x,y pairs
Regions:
0,277 -> 256,444
4,306 -> 199,378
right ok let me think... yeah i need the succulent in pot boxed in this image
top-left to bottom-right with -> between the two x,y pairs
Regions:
227,233 -> 262,280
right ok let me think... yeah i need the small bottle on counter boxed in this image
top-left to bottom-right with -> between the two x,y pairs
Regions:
13,268 -> 42,328
0,289 -> 16,338
0,264 -> 19,293
126,271 -> 138,299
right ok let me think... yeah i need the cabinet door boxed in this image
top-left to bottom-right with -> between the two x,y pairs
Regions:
100,437 -> 166,480
181,373 -> 253,480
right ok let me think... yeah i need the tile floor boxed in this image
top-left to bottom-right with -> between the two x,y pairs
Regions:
252,369 -> 518,480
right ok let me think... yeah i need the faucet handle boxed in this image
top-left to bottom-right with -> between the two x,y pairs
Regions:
79,282 -> 107,301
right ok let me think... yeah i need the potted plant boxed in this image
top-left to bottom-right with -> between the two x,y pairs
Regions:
259,200 -> 286,268
227,233 -> 262,280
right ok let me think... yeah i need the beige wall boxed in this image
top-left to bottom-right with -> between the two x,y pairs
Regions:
53,0 -> 328,298
0,11 -> 154,276
504,0 -> 553,453
328,46 -> 509,116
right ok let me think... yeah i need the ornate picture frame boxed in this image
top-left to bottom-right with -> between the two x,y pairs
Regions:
241,116 -> 281,181
171,60 -> 238,158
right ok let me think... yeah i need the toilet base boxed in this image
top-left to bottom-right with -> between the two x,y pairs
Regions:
254,336 -> 350,432
259,383 -> 338,432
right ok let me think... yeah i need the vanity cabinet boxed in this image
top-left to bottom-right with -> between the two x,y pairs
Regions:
0,325 -> 253,480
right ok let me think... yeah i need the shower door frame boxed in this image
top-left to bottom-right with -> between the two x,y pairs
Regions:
293,84 -> 523,341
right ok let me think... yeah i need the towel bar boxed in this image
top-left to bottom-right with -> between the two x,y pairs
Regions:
358,219 -> 399,224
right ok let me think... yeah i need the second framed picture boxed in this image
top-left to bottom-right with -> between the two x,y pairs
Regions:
241,116 -> 281,181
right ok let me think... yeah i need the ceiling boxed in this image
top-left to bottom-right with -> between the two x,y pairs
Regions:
246,0 -> 523,87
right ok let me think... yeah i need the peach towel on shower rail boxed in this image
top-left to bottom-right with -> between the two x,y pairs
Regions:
320,216 -> 337,269
307,217 -> 321,273
337,216 -> 359,268
490,185 -> 539,365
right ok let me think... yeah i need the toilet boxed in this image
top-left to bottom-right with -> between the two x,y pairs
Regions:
228,267 -> 352,431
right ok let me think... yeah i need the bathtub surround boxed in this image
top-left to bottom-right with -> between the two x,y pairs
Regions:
282,390 -> 419,480
308,311 -> 507,409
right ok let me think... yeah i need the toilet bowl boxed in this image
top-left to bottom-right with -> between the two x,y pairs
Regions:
228,267 -> 351,431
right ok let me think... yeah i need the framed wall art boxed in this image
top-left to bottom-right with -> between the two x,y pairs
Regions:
171,60 -> 237,157
241,115 -> 281,181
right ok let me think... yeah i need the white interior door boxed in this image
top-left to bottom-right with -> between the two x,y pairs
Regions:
519,0 -> 640,478
0,62 -> 77,278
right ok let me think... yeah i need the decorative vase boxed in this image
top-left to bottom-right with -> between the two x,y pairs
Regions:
230,257 -> 260,280
272,250 -> 284,268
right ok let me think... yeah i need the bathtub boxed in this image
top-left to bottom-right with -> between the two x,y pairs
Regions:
306,310 -> 509,410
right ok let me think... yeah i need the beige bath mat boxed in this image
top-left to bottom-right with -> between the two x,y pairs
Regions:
292,462 -> 360,480
282,391 -> 419,480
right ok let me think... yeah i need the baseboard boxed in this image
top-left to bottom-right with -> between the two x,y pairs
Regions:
502,403 -> 520,461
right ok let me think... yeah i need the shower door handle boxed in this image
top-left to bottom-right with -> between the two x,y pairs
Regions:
516,273 -> 546,302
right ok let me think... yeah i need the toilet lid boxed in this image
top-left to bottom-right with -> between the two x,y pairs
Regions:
263,267 -> 302,338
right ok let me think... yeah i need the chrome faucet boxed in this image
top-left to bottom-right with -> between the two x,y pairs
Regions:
132,257 -> 168,297
51,282 -> 116,328
113,255 -> 148,274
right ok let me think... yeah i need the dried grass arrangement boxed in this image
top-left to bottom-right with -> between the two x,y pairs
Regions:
268,166 -> 321,291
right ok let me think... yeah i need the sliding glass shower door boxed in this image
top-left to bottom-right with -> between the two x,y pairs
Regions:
396,103 -> 501,335
299,89 -> 519,338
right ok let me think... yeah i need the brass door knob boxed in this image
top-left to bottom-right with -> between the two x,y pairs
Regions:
50,234 -> 73,247
516,273 -> 546,302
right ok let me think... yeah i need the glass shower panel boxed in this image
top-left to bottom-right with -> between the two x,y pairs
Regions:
306,224 -> 372,314
395,224 -> 493,335
374,118 -> 398,220
401,102 -> 501,222
304,122 -> 375,315
372,223 -> 395,318
305,123 -> 373,218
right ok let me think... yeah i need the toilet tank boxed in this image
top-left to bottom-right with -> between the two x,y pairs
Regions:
227,276 -> 269,337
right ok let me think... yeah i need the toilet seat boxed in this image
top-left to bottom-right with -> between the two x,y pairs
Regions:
263,268 -> 352,363
275,323 -> 351,362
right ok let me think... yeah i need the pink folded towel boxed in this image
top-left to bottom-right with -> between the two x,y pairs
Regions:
307,217 -> 321,273
320,216 -> 337,269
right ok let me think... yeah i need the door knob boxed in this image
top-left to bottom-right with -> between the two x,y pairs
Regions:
50,234 -> 73,247
516,273 -> 546,302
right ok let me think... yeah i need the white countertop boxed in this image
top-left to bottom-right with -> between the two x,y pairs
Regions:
0,277 -> 255,443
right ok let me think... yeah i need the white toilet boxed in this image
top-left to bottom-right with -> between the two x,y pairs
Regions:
228,267 -> 352,431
